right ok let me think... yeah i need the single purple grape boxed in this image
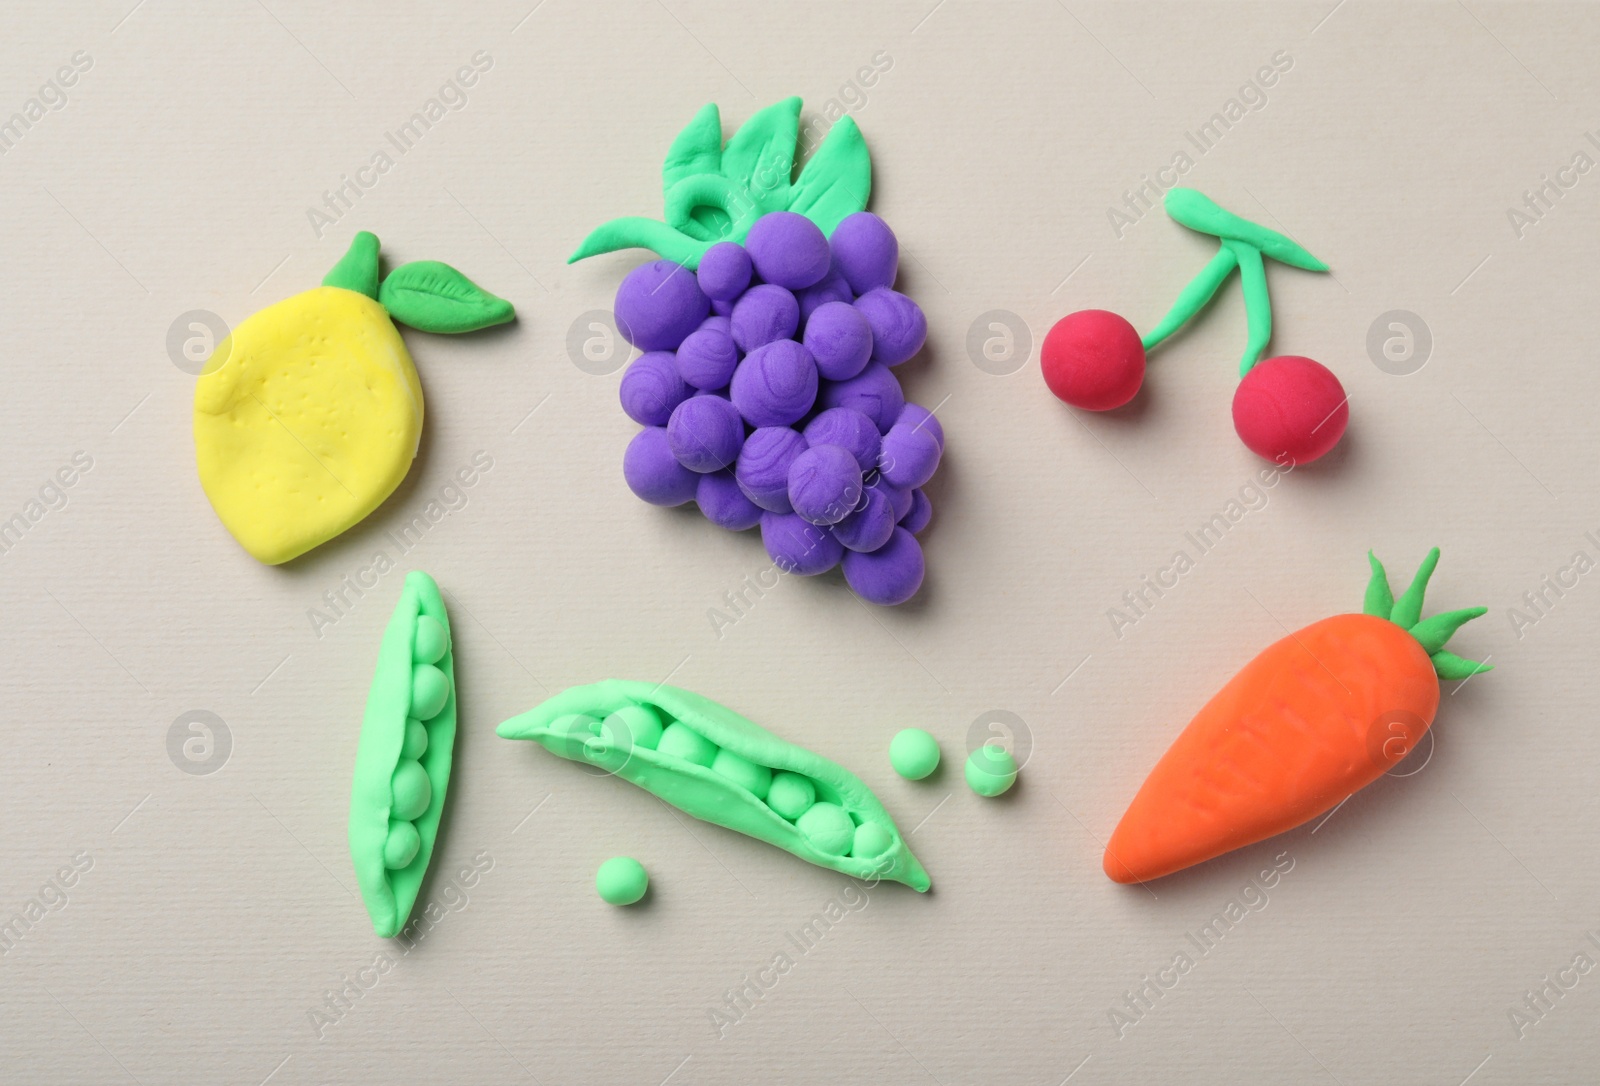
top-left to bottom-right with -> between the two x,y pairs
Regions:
873,479 -> 913,521
802,301 -> 874,381
619,351 -> 690,426
830,212 -> 898,295
697,242 -> 753,301
614,260 -> 709,351
802,407 -> 880,472
729,284 -> 800,353
896,402 -> 945,451
761,512 -> 844,576
675,324 -> 739,391
831,484 -> 896,553
816,362 -> 904,431
878,422 -> 941,489
795,269 -> 852,323
854,288 -> 926,366
843,527 -> 923,605
666,394 -> 745,473
696,469 -> 763,531
735,426 -> 809,513
900,488 -> 933,534
787,444 -> 864,526
730,340 -> 818,427
745,212 -> 830,290
623,427 -> 698,507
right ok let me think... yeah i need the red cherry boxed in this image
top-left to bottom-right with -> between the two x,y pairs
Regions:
1232,355 -> 1348,465
1040,309 -> 1145,411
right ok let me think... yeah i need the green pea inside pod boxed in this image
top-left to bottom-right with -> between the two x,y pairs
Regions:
413,615 -> 449,665
348,571 -> 458,937
601,705 -> 665,752
546,712 -> 634,775
547,713 -> 601,757
383,821 -> 421,870
391,760 -> 432,821
796,802 -> 854,855
411,664 -> 450,721
496,680 -> 931,891
767,771 -> 816,821
851,821 -> 893,859
657,721 -> 719,767
711,748 -> 772,799
401,718 -> 429,761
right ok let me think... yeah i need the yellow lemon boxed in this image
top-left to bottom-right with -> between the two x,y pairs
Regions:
195,287 -> 422,565
192,232 -> 513,565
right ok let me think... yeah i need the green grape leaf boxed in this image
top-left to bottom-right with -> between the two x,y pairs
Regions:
663,102 -> 722,193
788,116 -> 871,236
378,261 -> 514,334
720,97 -> 800,211
663,103 -> 727,242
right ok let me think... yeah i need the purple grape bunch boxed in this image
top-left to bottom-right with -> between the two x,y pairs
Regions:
616,210 -> 939,606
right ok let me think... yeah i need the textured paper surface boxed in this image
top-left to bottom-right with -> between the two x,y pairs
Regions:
1,2 -> 1596,1082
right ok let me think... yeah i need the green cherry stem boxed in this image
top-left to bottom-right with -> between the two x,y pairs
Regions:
1138,187 -> 1329,379
1141,245 -> 1238,353
1231,240 -> 1271,377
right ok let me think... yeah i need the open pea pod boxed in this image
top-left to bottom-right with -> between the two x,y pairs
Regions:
497,681 -> 931,891
349,571 -> 457,937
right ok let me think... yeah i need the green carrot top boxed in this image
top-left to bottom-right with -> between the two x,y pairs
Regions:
1363,548 -> 1493,680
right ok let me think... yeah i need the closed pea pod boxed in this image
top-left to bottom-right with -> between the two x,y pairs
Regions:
497,681 -> 931,890
348,571 -> 458,937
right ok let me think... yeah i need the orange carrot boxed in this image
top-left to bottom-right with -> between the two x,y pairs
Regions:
1104,548 -> 1490,884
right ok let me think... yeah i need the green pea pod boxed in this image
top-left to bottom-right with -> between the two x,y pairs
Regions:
496,681 -> 931,891
349,571 -> 457,937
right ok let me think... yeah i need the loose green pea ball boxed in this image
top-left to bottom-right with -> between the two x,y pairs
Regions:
596,856 -> 649,906
657,722 -> 719,767
411,664 -> 450,721
889,728 -> 941,780
413,615 -> 449,665
767,771 -> 817,820
711,748 -> 773,799
851,821 -> 893,858
401,718 -> 429,760
796,802 -> 854,855
383,820 -> 421,869
602,705 -> 665,752
390,760 -> 432,820
965,743 -> 1018,797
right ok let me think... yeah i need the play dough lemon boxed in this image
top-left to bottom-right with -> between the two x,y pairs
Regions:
194,232 -> 513,565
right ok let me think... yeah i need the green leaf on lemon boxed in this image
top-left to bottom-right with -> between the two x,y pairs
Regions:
378,261 -> 515,334
324,231 -> 381,299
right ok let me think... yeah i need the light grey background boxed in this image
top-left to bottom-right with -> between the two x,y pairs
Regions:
1,2 -> 1594,1083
